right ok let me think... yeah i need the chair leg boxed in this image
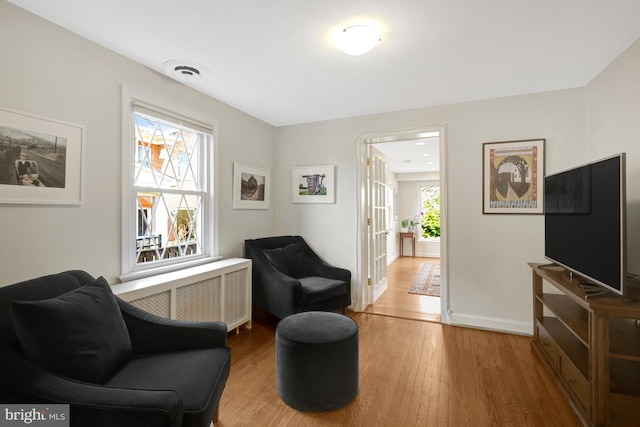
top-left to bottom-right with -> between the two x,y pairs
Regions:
211,405 -> 219,425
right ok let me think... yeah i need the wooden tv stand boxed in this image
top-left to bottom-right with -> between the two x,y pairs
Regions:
530,263 -> 640,427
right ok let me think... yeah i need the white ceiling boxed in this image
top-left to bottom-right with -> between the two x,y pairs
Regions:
7,0 -> 640,131
375,138 -> 440,174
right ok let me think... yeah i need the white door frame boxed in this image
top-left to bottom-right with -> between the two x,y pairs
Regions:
355,125 -> 450,324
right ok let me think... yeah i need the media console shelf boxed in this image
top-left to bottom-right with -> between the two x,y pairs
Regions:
530,263 -> 640,427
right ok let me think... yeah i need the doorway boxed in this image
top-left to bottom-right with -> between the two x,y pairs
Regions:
355,125 -> 449,324
366,256 -> 441,322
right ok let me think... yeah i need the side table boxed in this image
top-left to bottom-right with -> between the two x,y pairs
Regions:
399,232 -> 416,258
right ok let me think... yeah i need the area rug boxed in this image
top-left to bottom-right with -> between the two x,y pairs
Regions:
408,262 -> 441,297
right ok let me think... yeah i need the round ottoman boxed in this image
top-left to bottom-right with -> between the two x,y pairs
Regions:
276,311 -> 359,412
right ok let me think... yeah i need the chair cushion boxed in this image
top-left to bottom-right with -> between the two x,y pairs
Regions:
106,347 -> 231,425
263,243 -> 312,278
11,276 -> 132,383
299,277 -> 347,304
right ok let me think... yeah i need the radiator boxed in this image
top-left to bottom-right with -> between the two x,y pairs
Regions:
111,258 -> 252,333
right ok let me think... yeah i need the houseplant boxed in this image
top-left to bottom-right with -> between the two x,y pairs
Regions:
401,216 -> 410,232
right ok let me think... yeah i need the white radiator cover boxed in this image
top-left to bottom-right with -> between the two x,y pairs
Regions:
111,258 -> 252,332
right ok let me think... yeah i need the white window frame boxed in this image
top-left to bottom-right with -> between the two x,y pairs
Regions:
120,87 -> 219,281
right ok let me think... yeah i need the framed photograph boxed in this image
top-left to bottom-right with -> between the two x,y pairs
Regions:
0,106 -> 84,205
233,162 -> 270,209
291,165 -> 335,204
482,138 -> 545,214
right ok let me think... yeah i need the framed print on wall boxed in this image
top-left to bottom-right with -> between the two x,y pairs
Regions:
482,138 -> 545,214
291,165 -> 335,204
233,162 -> 270,209
0,106 -> 84,205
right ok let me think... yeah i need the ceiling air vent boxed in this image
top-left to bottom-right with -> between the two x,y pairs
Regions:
162,60 -> 209,83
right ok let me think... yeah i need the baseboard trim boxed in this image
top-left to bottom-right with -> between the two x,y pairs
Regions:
386,254 -> 399,265
448,312 -> 533,336
415,251 -> 441,258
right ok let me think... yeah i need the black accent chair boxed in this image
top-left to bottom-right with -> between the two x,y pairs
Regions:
0,270 -> 230,427
244,236 -> 351,319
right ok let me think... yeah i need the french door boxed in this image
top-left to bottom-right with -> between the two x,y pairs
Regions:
368,145 -> 388,302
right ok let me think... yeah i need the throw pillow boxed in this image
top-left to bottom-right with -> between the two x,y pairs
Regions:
283,243 -> 313,278
11,276 -> 132,383
263,246 -> 292,276
264,243 -> 312,278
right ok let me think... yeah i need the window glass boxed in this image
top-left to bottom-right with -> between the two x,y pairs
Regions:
130,108 -> 210,268
420,186 -> 441,239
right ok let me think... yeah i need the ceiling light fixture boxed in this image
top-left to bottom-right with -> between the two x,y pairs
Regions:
335,25 -> 381,56
162,60 -> 210,83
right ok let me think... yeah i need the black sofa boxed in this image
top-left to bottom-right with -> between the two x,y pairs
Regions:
0,270 -> 230,427
244,236 -> 351,319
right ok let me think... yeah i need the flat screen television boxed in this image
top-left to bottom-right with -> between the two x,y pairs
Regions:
544,153 -> 627,295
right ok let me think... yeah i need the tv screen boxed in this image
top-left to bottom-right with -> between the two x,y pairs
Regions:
544,153 -> 626,295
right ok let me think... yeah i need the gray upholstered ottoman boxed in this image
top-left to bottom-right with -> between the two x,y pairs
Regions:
276,311 -> 359,412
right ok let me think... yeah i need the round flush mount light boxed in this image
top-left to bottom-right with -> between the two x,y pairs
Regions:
162,60 -> 210,83
334,25 -> 381,56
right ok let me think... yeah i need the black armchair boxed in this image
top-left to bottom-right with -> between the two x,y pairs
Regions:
244,236 -> 351,319
0,270 -> 230,427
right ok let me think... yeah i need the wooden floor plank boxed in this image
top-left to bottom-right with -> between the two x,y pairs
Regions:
218,312 -> 581,426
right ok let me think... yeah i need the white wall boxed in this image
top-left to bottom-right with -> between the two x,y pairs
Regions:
0,2 -> 277,285
275,89 -> 586,333
586,37 -> 640,276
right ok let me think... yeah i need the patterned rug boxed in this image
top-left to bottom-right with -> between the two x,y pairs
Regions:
408,262 -> 441,297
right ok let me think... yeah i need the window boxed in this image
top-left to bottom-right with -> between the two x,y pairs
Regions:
386,184 -> 394,230
122,94 -> 215,278
420,185 -> 440,239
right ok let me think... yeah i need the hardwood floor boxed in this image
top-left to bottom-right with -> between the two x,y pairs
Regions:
218,312 -> 580,426
364,256 -> 441,323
